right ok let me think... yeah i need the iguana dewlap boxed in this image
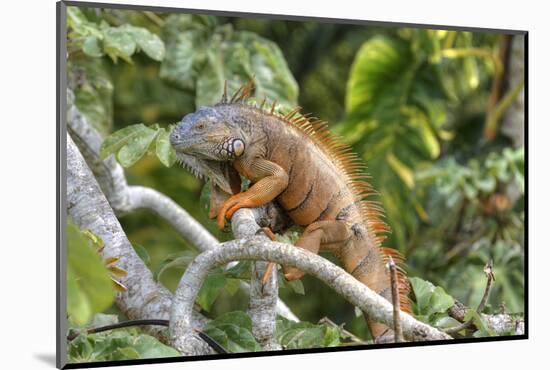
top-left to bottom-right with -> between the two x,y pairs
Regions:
170,81 -> 411,340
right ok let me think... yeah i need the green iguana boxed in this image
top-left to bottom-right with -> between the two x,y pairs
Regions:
170,81 -> 411,341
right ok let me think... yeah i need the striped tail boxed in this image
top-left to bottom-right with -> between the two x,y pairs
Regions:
346,243 -> 411,341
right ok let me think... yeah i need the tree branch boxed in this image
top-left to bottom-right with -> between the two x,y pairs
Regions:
66,89 -> 299,323
170,238 -> 451,355
67,133 -> 210,353
231,209 -> 281,351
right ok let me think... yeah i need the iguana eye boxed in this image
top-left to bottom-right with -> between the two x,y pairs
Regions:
233,139 -> 245,157
196,123 -> 205,130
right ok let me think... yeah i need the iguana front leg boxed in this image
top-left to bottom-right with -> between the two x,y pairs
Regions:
217,158 -> 289,229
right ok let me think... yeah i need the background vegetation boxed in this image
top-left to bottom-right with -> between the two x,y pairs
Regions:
66,6 -> 525,362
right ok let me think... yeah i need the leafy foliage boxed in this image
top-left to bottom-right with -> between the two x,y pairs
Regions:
68,314 -> 179,363
337,30 -> 502,250
68,7 -> 165,63
275,316 -> 345,349
203,311 -> 261,353
159,15 -> 298,108
67,222 -> 114,326
99,123 -> 176,167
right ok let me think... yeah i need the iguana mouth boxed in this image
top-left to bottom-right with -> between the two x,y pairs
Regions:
175,152 -> 234,194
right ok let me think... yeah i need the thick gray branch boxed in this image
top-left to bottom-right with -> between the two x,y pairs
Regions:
231,209 -> 281,351
170,239 -> 451,355
66,89 -> 298,323
67,134 -> 208,350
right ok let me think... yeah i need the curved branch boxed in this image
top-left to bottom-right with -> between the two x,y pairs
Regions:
170,239 -> 451,355
66,89 -> 299,323
67,133 -> 209,349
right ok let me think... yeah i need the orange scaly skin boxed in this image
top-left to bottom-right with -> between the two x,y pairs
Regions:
170,81 -> 411,341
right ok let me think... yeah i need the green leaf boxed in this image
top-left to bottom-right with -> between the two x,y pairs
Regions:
197,270 -> 226,311
116,127 -> 159,167
91,313 -> 118,328
427,286 -> 455,316
155,127 -> 177,167
82,36 -> 103,57
224,278 -> 241,296
155,250 -> 196,282
132,243 -> 151,267
160,15 -> 297,108
204,311 -> 260,353
286,279 -> 305,295
67,222 -> 114,326
125,25 -> 165,61
223,261 -> 252,280
67,268 -> 92,326
114,347 -> 140,360
275,317 -> 342,349
131,335 -> 181,358
99,124 -> 153,160
103,27 -> 136,63
433,315 -> 461,329
410,277 -> 435,314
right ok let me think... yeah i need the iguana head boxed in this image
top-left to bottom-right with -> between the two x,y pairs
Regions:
170,106 -> 245,194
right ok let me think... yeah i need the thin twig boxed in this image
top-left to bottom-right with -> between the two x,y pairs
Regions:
445,260 -> 495,335
387,256 -> 404,343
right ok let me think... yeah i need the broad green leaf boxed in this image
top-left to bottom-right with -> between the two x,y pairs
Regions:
427,286 -> 455,316
197,270 -> 227,311
82,36 -> 103,57
208,311 -> 253,331
131,335 -> 181,358
67,222 -> 114,326
286,279 -> 305,295
103,27 -> 136,63
99,124 -> 152,160
223,261 -> 252,280
155,250 -> 196,282
409,277 -> 435,314
275,317 -> 342,349
124,25 -> 165,61
160,15 -> 297,108
160,15 -> 215,90
433,315 -> 461,329
116,126 -> 158,167
114,347 -> 140,360
88,314 -> 119,330
204,311 -> 260,353
132,243 -> 151,267
225,278 -> 241,296
67,267 -> 92,326
155,127 -> 177,167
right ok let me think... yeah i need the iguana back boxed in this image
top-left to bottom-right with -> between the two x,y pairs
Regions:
170,81 -> 411,340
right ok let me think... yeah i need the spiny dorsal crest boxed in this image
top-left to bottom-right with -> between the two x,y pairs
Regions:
218,79 -> 411,312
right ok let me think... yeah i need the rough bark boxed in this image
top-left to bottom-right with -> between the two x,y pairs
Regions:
448,301 -> 525,336
231,209 -> 281,351
67,133 -> 210,347
170,238 -> 451,355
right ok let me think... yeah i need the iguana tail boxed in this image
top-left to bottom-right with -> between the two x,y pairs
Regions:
345,239 -> 411,340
